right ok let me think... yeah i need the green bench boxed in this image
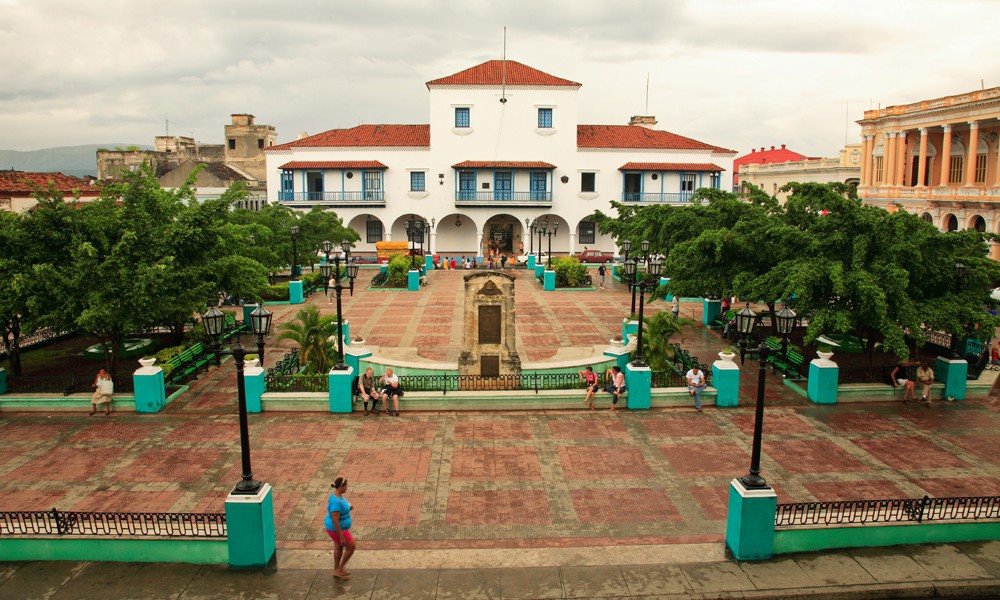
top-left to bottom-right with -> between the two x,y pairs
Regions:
671,344 -> 703,374
764,338 -> 805,378
165,342 -> 216,385
709,309 -> 734,330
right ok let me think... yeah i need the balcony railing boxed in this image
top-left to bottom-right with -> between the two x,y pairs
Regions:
860,185 -> 1000,201
454,191 -> 552,205
621,192 -> 695,204
278,191 -> 385,204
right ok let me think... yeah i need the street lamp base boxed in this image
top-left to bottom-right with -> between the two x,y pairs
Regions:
332,362 -> 349,371
232,478 -> 264,495
737,473 -> 770,490
629,358 -> 647,367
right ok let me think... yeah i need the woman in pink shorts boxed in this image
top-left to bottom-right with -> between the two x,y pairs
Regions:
324,477 -> 355,579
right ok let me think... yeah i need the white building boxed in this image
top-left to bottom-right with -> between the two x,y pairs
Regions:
264,60 -> 736,257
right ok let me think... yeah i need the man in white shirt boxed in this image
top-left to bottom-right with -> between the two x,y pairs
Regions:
686,366 -> 706,412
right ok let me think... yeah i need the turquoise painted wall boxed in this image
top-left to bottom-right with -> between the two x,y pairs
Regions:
0,538 -> 227,564
773,522 -> 1000,555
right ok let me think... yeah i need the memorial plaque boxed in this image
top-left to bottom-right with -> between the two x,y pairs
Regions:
481,355 -> 500,377
478,305 -> 501,344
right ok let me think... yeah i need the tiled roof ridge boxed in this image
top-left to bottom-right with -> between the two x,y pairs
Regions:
427,59 -> 581,88
577,124 -> 736,153
0,170 -> 100,194
267,124 -> 430,150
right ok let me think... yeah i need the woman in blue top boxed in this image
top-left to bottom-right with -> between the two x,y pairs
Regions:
325,477 -> 355,579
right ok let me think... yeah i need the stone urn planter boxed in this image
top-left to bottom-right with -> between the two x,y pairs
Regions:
718,351 -> 736,363
610,335 -> 625,346
816,351 -> 834,361
138,357 -> 156,368
244,358 -> 260,369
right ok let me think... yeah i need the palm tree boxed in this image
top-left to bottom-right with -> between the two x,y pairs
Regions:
276,305 -> 339,373
643,310 -> 692,372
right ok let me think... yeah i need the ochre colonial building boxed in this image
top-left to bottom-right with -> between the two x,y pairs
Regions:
739,144 -> 861,202
857,88 -> 1000,248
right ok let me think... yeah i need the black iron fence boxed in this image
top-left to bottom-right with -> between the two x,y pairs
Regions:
775,495 -> 1000,527
0,508 -> 226,538
838,364 -> 901,385
651,371 -> 691,388
398,373 -> 588,395
5,371 -> 135,395
266,372 -> 328,393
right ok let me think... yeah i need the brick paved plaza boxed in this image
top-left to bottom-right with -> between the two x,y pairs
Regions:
1,268 -> 999,554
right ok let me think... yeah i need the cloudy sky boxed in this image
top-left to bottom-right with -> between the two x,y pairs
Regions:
2,0 -> 998,157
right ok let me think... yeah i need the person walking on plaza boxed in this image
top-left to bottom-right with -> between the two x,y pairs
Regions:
890,360 -> 917,404
686,365 -> 706,412
90,369 -> 113,415
358,367 -> 381,415
579,366 -> 600,409
500,253 -> 508,269
325,477 -> 355,580
915,362 -> 934,405
598,264 -> 607,289
671,296 -> 680,319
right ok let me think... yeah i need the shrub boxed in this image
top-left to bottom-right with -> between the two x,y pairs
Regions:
154,344 -> 187,379
260,283 -> 290,301
386,254 -> 411,287
552,257 -> 589,288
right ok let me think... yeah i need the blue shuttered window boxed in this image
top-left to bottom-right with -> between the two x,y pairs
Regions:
410,171 -> 425,192
455,107 -> 470,128
537,108 -> 553,128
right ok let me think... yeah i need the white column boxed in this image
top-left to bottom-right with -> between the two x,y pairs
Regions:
476,232 -> 484,258
429,231 -> 437,255
384,232 -> 392,241
568,232 -> 577,255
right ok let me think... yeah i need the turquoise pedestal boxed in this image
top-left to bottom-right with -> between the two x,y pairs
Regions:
725,479 -> 777,561
534,264 -> 545,279
345,347 -> 373,374
935,357 -> 968,401
622,320 -> 639,344
424,255 -> 434,271
543,270 -> 555,291
288,280 -> 304,304
244,367 -> 265,413
659,277 -> 673,301
328,367 -> 354,413
133,367 -> 166,413
407,269 -> 420,291
712,359 -> 740,407
625,363 -> 651,410
702,298 -> 722,325
0,367 -> 6,394
807,358 -> 839,404
527,255 -> 536,269
603,347 -> 630,371
242,304 -> 257,325
379,265 -> 388,275
225,483 -> 276,569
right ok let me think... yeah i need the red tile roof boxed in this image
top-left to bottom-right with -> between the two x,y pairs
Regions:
577,125 -> 736,153
619,162 -> 725,172
0,170 -> 100,196
452,161 -> 556,170
267,125 -> 430,150
427,60 -> 581,87
732,145 -> 808,183
279,161 -> 388,170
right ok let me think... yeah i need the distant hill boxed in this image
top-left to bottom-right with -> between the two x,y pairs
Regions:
0,144 -> 151,178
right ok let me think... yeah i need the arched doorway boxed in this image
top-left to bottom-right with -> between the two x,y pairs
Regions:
347,214 -> 385,253
919,212 -> 934,226
908,141 -> 936,186
483,213 -> 523,256
434,213 -> 480,256
969,215 -> 986,232
944,213 -> 958,232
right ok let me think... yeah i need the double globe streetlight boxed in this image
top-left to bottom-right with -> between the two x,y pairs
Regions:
201,303 -> 273,495
622,252 -> 662,366
621,239 -> 652,317
319,239 -> 360,370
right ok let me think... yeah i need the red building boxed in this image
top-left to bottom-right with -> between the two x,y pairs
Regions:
733,144 -> 808,186
0,170 -> 100,213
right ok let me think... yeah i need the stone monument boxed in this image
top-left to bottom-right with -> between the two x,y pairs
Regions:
458,271 -> 520,377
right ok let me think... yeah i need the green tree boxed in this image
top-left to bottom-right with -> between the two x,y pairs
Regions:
276,305 -> 339,373
642,311 -> 693,372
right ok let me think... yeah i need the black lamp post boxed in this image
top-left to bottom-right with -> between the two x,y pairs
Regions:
738,340 -> 771,490
290,225 -> 300,281
543,219 -> 559,269
775,303 -> 797,368
536,219 -> 544,264
415,220 -> 426,268
201,305 -> 271,495
249,304 -> 272,367
625,256 -> 662,366
331,240 -> 360,370
405,217 -> 418,270
527,218 -> 535,255
735,303 -> 758,365
320,240 -> 334,297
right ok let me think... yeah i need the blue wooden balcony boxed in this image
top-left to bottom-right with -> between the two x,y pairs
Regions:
621,192 -> 695,204
278,191 -> 385,205
454,191 -> 552,207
